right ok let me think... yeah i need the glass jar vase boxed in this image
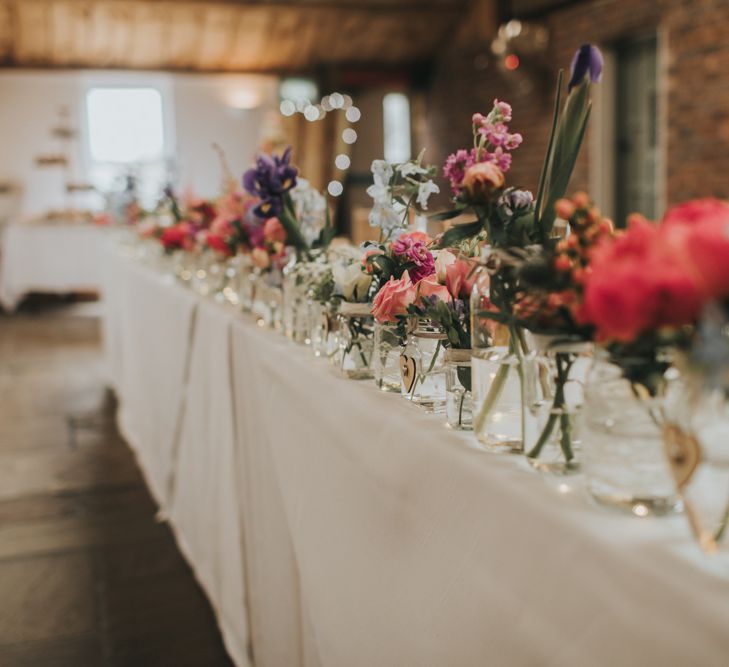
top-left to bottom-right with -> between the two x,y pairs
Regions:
580,355 -> 680,516
331,302 -> 374,379
309,301 -> 338,359
523,335 -> 593,474
445,348 -> 473,430
662,374 -> 729,553
373,322 -> 402,393
470,264 -> 528,453
400,322 -> 447,412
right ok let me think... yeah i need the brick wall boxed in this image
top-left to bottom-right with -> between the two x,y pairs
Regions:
424,0 -> 729,216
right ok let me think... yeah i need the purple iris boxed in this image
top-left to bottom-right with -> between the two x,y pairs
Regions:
242,147 -> 298,218
568,44 -> 603,91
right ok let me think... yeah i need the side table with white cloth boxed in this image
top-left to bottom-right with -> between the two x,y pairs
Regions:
0,222 -> 105,310
103,246 -> 729,667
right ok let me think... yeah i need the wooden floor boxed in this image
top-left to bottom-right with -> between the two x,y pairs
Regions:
0,300 -> 233,667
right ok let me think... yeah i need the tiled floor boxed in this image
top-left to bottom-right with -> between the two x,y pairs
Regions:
0,300 -> 233,666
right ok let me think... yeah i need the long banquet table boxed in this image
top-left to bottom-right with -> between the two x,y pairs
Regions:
103,241 -> 729,667
0,222 -> 104,310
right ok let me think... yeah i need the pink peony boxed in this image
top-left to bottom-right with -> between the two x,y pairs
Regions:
263,217 -> 286,244
445,257 -> 478,299
579,220 -> 704,342
416,275 -> 452,304
371,271 -> 417,323
390,236 -> 435,282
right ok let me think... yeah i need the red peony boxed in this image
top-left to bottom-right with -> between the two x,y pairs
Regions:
578,220 -> 703,342
160,222 -> 194,251
206,232 -> 232,256
661,199 -> 729,299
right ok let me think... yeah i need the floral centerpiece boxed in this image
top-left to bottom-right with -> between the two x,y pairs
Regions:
426,44 -> 602,452
504,193 -> 614,469
242,147 -> 333,330
574,198 -> 729,515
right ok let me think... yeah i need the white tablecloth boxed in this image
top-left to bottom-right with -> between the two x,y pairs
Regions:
104,248 -> 729,667
0,223 -> 104,310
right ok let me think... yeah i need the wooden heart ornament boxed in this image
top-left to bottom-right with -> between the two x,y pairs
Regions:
662,424 -> 702,489
399,354 -> 417,393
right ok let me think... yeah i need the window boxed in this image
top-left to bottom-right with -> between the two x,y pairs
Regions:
383,92 -> 411,163
614,35 -> 658,224
85,87 -> 168,205
86,87 -> 165,163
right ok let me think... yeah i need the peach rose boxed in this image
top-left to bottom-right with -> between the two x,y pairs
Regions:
263,217 -> 287,244
371,271 -> 417,323
435,249 -> 457,283
251,247 -> 271,269
462,162 -> 505,200
416,274 -> 452,304
445,257 -> 478,299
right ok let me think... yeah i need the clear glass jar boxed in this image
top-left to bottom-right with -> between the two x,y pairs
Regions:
331,302 -> 374,379
236,257 -> 256,312
445,349 -> 473,430
251,272 -> 283,330
580,355 -> 680,516
470,265 -> 528,453
373,322 -> 402,393
400,322 -> 447,412
309,301 -> 338,358
282,261 -> 309,344
523,335 -> 593,474
663,373 -> 729,553
471,322 -> 526,453
172,249 -> 194,284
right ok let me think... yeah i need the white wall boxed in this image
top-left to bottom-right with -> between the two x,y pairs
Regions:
0,69 -> 279,217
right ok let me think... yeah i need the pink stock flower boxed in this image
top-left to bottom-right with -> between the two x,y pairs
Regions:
371,271 -> 417,323
492,99 -> 512,122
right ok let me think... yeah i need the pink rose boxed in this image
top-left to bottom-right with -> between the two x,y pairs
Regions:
445,258 -> 478,299
210,216 -> 233,237
263,217 -> 286,244
416,275 -> 452,304
371,271 -> 417,323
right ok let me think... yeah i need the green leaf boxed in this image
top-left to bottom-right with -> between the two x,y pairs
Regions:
534,69 -> 564,237
437,219 -> 484,248
429,206 -> 467,222
538,79 -> 592,239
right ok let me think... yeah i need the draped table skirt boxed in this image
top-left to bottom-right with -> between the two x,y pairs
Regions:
103,246 -> 729,667
0,223 -> 104,310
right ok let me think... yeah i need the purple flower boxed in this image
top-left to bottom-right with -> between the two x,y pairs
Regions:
242,147 -> 298,218
568,44 -> 603,91
497,187 -> 534,218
